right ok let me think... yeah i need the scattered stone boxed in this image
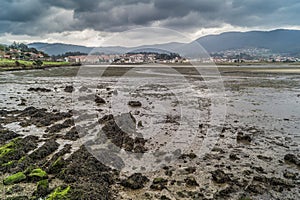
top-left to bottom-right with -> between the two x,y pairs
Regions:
150,177 -> 168,190
179,153 -> 197,160
48,156 -> 65,174
160,195 -> 171,200
29,139 -> 59,160
63,127 -> 80,141
246,184 -> 265,194
28,87 -> 51,92
100,113 -> 147,153
284,154 -> 300,166
211,169 -> 231,184
0,129 -> 21,145
283,170 -> 298,180
64,85 -> 74,93
95,95 -> 106,104
184,167 -> 196,174
128,100 -> 142,107
184,176 -> 199,187
35,179 -> 49,197
251,166 -> 266,174
121,173 -> 149,189
229,153 -> 240,160
237,132 -> 252,143
257,155 -> 273,162
45,118 -> 74,133
5,185 -> 24,195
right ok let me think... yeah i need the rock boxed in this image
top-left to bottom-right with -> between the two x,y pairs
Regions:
184,176 -> 199,187
284,154 -> 300,166
184,167 -> 196,174
257,155 -> 273,162
237,132 -> 252,143
45,118 -> 74,133
3,172 -> 26,185
64,85 -> 74,93
251,166 -> 266,174
5,185 -> 24,195
229,153 -> 240,160
128,100 -> 142,107
246,184 -> 265,194
49,156 -> 65,174
211,169 -> 231,184
29,139 -> 59,160
150,177 -> 168,190
0,129 -> 21,145
121,173 -> 149,189
100,113 -> 147,153
95,95 -> 106,104
5,196 -> 29,200
179,153 -> 197,160
283,170 -> 298,180
35,179 -> 49,197
63,127 -> 80,141
28,87 -> 51,92
160,195 -> 171,200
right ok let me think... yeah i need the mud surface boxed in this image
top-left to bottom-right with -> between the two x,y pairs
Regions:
0,65 -> 299,199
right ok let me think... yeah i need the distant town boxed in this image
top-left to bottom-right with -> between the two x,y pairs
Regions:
1,42 -> 300,65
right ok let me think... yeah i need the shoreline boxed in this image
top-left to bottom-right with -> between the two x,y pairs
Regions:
0,63 -> 81,72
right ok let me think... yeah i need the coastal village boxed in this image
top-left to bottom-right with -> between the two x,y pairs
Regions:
1,42 -> 300,65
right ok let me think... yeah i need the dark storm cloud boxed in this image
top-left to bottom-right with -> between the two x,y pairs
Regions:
1,0 -> 300,35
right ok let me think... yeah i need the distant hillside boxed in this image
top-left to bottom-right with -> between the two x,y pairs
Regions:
196,29 -> 300,53
28,43 -> 93,55
29,29 -> 300,55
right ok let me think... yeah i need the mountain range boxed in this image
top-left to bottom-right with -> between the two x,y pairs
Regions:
28,29 -> 300,56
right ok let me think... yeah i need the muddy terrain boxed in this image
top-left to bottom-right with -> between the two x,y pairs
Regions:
0,65 -> 299,200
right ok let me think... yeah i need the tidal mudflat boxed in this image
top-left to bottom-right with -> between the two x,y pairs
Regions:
0,65 -> 299,199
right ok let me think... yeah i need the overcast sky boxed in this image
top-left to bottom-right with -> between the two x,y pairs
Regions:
1,0 -> 300,46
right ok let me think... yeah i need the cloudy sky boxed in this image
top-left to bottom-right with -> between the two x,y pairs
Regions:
0,0 -> 300,46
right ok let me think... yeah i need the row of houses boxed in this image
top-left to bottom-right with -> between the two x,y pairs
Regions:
0,50 -> 47,61
65,53 -> 186,64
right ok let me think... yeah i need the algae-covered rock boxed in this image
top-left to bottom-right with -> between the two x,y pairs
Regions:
150,177 -> 168,190
3,172 -> 26,185
184,176 -> 199,187
29,168 -> 48,180
49,156 -> 64,174
121,173 -> 149,189
35,179 -> 49,197
47,185 -> 71,200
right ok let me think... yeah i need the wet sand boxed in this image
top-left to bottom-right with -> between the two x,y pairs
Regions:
0,65 -> 299,199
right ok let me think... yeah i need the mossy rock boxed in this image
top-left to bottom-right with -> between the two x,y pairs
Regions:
184,176 -> 199,187
49,156 -> 64,174
153,177 -> 168,184
29,168 -> 48,180
35,179 -> 49,197
3,172 -> 26,185
47,185 -> 71,200
150,177 -> 168,190
0,138 -> 19,159
1,160 -> 14,167
6,196 -> 29,200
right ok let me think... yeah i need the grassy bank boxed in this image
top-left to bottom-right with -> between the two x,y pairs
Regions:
0,59 -> 80,71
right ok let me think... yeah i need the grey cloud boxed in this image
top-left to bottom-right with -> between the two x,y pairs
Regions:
1,0 -> 300,36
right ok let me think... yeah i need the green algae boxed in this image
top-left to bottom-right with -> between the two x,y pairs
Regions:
47,185 -> 71,200
29,168 -> 47,179
3,172 -> 26,185
1,160 -> 14,167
